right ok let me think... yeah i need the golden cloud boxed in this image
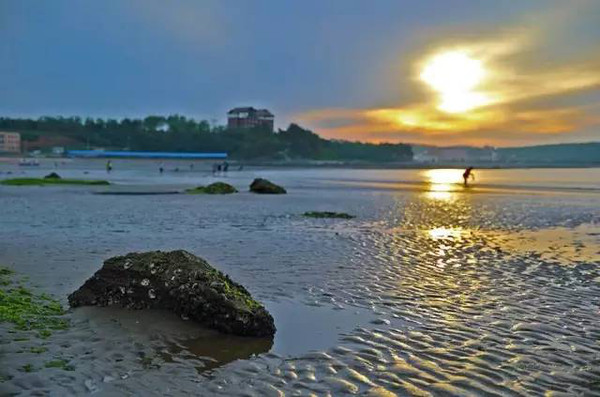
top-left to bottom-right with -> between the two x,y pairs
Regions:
294,9 -> 600,146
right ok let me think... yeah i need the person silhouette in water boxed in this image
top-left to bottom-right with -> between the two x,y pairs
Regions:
106,160 -> 113,173
463,167 -> 474,186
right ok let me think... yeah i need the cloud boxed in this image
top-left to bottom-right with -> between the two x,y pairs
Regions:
294,4 -> 600,146
123,0 -> 227,49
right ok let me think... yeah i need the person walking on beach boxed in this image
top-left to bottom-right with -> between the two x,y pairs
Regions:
106,160 -> 113,173
463,167 -> 474,186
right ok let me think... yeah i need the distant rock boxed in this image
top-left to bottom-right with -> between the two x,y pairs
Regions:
186,182 -> 238,194
68,250 -> 275,337
44,172 -> 61,179
303,211 -> 354,219
249,178 -> 286,194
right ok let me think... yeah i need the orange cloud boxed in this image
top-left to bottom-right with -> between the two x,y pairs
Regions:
294,8 -> 600,146
297,102 -> 600,146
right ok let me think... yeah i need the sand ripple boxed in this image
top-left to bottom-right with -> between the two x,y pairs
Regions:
1,171 -> 599,395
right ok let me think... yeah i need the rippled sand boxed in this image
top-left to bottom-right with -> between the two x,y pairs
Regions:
1,164 -> 599,395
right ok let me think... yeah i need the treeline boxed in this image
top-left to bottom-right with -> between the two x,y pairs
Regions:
0,115 -> 413,162
498,142 -> 600,164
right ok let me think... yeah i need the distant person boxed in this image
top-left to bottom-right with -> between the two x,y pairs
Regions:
190,163 -> 194,170
106,160 -> 113,173
463,167 -> 475,186
159,166 -> 164,174
212,163 -> 218,175
217,164 -> 222,172
238,164 -> 244,171
223,161 -> 229,172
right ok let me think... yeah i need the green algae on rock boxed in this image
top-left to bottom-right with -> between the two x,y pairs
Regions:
186,182 -> 238,194
68,250 -> 276,337
1,178 -> 109,186
0,266 -> 69,339
44,359 -> 74,371
303,211 -> 355,219
249,178 -> 286,194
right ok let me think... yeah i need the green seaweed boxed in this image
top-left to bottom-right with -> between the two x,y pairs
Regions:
220,278 -> 262,311
44,359 -> 74,371
29,346 -> 48,354
1,178 -> 110,186
186,182 -> 238,195
0,266 -> 69,338
303,211 -> 355,219
139,354 -> 161,370
0,268 -> 14,276
198,264 -> 262,311
20,364 -> 35,373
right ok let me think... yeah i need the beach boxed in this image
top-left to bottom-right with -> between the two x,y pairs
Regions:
1,160 -> 599,395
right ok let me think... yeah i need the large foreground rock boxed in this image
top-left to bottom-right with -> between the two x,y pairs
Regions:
68,250 -> 275,337
249,178 -> 286,194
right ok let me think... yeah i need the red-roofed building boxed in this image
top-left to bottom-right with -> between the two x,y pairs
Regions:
0,132 -> 21,153
227,107 -> 274,132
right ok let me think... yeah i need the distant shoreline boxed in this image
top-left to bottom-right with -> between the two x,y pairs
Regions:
0,156 -> 598,170
240,161 -> 600,170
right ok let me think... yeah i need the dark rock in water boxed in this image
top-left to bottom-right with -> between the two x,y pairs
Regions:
68,250 -> 276,337
186,182 -> 238,194
303,211 -> 355,219
44,172 -> 61,179
249,178 -> 286,194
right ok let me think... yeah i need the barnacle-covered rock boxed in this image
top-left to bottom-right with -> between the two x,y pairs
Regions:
68,250 -> 275,337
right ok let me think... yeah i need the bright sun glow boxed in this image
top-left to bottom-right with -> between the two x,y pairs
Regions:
425,169 -> 464,186
420,51 -> 490,113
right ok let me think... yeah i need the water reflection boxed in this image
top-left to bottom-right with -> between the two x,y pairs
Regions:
422,169 -> 464,200
428,226 -> 464,240
424,190 -> 453,200
163,333 -> 273,373
424,169 -> 463,188
72,307 -> 273,374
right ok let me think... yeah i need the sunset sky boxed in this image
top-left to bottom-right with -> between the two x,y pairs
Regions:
1,0 -> 599,146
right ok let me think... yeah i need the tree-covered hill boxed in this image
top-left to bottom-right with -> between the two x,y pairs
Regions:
0,115 -> 413,162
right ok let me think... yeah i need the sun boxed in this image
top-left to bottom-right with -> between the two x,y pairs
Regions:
420,50 -> 490,113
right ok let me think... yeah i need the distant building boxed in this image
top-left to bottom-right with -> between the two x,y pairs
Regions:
227,107 -> 274,131
0,132 -> 21,153
52,146 -> 65,156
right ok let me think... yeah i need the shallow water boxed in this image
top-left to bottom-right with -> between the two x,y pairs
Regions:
1,160 -> 599,395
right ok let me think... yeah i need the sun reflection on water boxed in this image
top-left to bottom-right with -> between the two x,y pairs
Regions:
425,190 -> 453,200
422,169 -> 464,200
428,227 -> 464,240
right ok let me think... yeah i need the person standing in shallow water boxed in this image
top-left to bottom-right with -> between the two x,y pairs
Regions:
463,167 -> 474,186
106,160 -> 112,173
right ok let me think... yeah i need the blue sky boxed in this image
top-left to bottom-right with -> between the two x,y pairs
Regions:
1,0 -> 598,145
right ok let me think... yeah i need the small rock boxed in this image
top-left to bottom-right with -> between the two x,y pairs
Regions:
84,379 -> 98,393
249,178 -> 286,194
186,182 -> 238,194
371,318 -> 391,325
44,172 -> 61,179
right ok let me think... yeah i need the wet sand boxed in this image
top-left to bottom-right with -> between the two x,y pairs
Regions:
1,161 -> 599,395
